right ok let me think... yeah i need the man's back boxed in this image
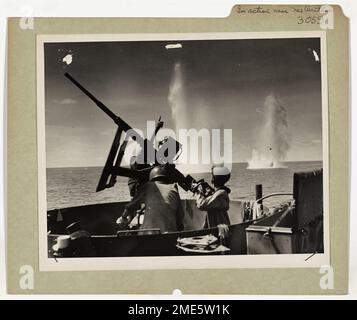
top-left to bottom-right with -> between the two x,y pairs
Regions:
127,181 -> 184,233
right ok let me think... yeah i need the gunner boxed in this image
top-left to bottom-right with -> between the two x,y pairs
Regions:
117,165 -> 185,233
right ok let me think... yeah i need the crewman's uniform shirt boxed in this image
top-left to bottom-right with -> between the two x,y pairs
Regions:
125,181 -> 184,233
195,186 -> 231,228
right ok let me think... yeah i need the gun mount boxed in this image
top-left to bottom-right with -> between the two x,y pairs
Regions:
64,72 -> 213,196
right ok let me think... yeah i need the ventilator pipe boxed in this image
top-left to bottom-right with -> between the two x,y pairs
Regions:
255,184 -> 263,204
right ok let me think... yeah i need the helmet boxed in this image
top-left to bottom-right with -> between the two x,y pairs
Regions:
211,165 -> 231,186
149,166 -> 171,182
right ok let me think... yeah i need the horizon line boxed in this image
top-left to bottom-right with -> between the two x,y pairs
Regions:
46,159 -> 323,169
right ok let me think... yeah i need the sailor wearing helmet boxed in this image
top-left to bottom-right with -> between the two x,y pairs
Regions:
117,165 -> 185,234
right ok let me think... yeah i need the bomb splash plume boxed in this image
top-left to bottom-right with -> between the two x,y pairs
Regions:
167,61 -> 191,168
168,62 -> 189,130
247,93 -> 290,169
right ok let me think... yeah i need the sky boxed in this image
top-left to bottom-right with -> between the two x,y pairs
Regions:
44,37 -> 323,168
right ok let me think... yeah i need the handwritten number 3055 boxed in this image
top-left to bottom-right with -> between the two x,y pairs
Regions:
297,16 -> 322,24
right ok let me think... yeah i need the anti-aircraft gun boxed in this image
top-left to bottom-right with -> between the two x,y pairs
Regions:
64,72 -> 214,196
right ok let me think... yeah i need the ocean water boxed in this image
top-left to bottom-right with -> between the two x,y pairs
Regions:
46,161 -> 322,210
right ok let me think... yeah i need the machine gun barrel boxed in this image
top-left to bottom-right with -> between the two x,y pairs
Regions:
65,72 -> 140,137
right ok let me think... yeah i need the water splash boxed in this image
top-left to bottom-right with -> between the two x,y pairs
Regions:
168,62 -> 189,130
247,93 -> 290,169
167,61 -> 230,170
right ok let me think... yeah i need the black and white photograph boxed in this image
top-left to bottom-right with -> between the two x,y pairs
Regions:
37,32 -> 328,270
